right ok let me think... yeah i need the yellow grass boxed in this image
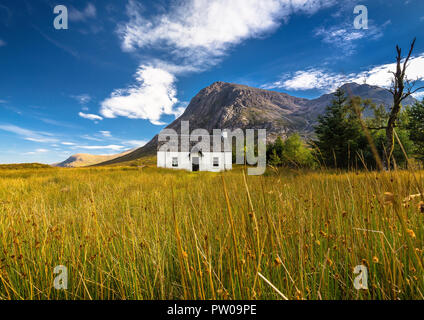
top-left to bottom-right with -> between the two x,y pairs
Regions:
0,165 -> 423,300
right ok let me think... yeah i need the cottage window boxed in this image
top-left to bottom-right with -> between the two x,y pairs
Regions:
172,157 -> 178,167
213,157 -> 219,167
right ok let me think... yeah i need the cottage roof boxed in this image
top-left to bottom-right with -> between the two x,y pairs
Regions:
157,134 -> 230,152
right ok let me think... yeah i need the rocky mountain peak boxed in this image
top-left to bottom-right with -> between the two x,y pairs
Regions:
95,82 -> 417,166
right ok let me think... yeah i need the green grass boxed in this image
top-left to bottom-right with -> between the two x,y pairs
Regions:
0,163 -> 52,169
0,165 -> 423,300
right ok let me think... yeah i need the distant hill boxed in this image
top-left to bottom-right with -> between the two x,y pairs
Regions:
96,81 -> 416,166
54,149 -> 134,168
304,82 -> 415,117
0,163 -> 52,169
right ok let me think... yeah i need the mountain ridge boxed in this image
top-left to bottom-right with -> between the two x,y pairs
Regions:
95,81 -> 416,166
54,149 -> 134,168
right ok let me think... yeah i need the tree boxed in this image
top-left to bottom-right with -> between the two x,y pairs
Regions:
386,38 -> 424,168
266,134 -> 314,168
314,88 -> 367,169
268,149 -> 281,166
407,99 -> 424,160
362,100 -> 412,168
280,134 -> 315,168
266,136 -> 282,166
372,126 -> 413,168
273,136 -> 284,158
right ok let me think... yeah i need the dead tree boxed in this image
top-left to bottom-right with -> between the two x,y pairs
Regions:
386,38 -> 424,169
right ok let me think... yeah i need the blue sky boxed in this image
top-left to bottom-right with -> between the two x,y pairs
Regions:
0,0 -> 423,164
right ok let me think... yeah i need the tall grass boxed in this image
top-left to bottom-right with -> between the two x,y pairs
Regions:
0,166 -> 423,300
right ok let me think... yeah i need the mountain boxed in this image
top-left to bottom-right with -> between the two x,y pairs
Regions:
96,82 -> 416,166
54,149 -> 133,168
305,82 -> 416,116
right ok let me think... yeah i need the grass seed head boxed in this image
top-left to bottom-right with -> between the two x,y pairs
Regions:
418,201 -> 424,213
274,257 -> 282,266
407,229 -> 416,239
384,192 -> 394,205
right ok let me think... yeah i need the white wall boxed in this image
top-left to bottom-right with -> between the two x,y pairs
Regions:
157,151 -> 232,172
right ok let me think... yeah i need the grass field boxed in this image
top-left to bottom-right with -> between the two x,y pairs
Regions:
0,165 -> 423,300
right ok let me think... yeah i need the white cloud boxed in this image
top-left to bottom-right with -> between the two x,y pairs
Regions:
78,112 -> 103,121
359,55 -> 424,87
23,149 -> 50,155
61,142 -> 76,146
0,39 -> 5,47
265,53 -> 424,92
76,145 -> 125,151
69,3 -> 96,22
99,130 -> 112,138
314,20 -> 390,55
71,94 -> 91,105
265,69 -> 351,91
81,134 -> 103,142
100,66 -> 179,125
105,0 -> 336,124
120,0 -> 335,58
0,124 -> 58,143
413,91 -> 424,100
119,0 -> 336,72
123,140 -> 148,148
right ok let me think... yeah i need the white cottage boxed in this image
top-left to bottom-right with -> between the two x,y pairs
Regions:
157,133 -> 232,172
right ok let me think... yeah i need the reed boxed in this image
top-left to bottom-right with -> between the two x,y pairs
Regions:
0,165 -> 423,300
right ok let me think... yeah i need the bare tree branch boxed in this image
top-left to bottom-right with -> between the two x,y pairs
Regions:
385,38 -> 418,169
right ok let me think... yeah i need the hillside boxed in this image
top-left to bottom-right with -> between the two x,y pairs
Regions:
0,163 -> 52,169
54,149 -> 133,168
97,82 -> 416,166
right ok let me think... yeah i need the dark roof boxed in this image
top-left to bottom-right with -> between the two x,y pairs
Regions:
157,134 -> 230,152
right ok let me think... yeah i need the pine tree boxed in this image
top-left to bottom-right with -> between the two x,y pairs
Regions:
314,88 -> 366,169
407,99 -> 424,160
268,149 -> 281,166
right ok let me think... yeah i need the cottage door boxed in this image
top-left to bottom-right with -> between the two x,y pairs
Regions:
192,157 -> 200,172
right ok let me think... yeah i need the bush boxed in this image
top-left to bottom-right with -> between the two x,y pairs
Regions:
267,134 -> 315,168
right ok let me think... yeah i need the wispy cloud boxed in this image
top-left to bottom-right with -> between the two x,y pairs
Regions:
71,94 -> 91,105
264,53 -> 424,92
75,145 -> 125,151
0,124 -> 58,143
78,112 -> 103,121
33,25 -> 79,58
413,91 -> 424,100
0,39 -> 6,47
81,134 -> 103,142
0,4 -> 12,27
123,140 -> 148,148
61,142 -> 76,146
69,3 -> 96,22
99,131 -> 112,138
39,117 -> 79,129
314,20 -> 390,56
24,148 -> 49,155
